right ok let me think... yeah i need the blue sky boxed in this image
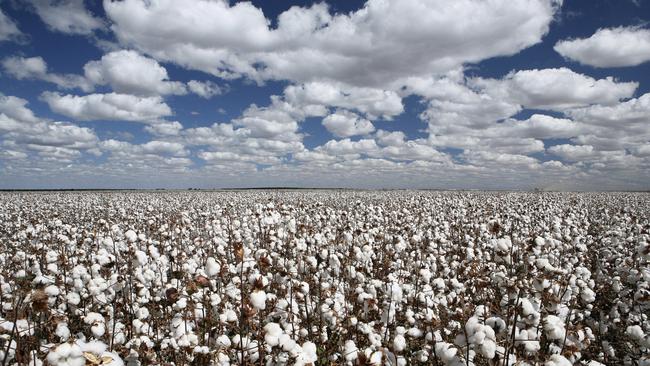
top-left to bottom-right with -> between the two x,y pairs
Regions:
0,0 -> 649,189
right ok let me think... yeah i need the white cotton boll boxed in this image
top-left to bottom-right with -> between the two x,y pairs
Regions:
544,354 -> 572,366
56,323 -> 70,341
586,362 -> 606,366
580,287 -> 596,303
45,285 -> 60,297
626,325 -> 645,340
535,258 -> 553,271
206,257 -> 221,278
370,351 -> 383,365
250,290 -> 267,310
125,230 -> 138,243
174,298 -> 187,310
393,334 -> 406,352
134,250 -> 148,265
390,282 -> 403,302
77,340 -> 124,366
480,340 -> 496,359
434,343 -> 459,363
407,327 -> 423,338
92,323 -> 106,338
297,342 -> 317,364
216,335 -> 231,348
47,343 -> 85,366
544,315 -> 566,340
84,312 -> 106,337
344,340 -> 358,361
136,307 -> 149,320
67,292 -> 81,306
264,322 -> 283,347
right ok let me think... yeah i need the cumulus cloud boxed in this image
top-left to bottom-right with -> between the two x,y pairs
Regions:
567,93 -> 650,126
0,94 -> 99,161
105,0 -> 562,86
473,68 -> 637,110
26,0 -> 104,35
548,144 -> 596,161
41,92 -> 172,122
555,27 -> 650,68
187,80 -> 223,98
144,121 -> 183,136
0,8 -> 22,42
83,50 -> 187,96
284,81 -> 403,120
322,111 -> 375,138
2,56 -> 93,91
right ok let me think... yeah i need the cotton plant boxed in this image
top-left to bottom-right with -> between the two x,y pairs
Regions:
0,191 -> 648,364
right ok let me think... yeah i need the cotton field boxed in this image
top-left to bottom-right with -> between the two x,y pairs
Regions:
0,191 -> 648,366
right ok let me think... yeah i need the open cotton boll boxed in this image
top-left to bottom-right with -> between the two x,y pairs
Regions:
264,322 -> 283,347
216,334 -> 231,348
77,340 -> 124,366
343,340 -> 358,361
47,343 -> 85,366
393,334 -> 406,352
295,342 -> 317,365
626,325 -> 650,347
543,315 -> 566,340
205,257 -> 220,277
55,322 -> 71,341
544,354 -> 572,366
434,342 -> 462,364
45,284 -> 60,297
125,230 -> 138,243
580,286 -> 596,303
250,290 -> 267,310
84,312 -> 106,337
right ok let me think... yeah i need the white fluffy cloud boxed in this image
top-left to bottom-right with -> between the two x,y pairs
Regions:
187,80 -> 223,98
105,0 -> 562,86
554,27 -> 650,67
26,0 -> 104,35
84,50 -> 187,96
284,81 -> 403,120
473,68 -> 637,110
567,93 -> 650,127
0,9 -> 22,42
2,56 -> 93,91
0,94 -> 99,161
41,92 -> 172,122
548,144 -> 596,161
322,111 -> 375,138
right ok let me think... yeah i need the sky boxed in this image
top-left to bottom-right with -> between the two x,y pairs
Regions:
0,0 -> 649,190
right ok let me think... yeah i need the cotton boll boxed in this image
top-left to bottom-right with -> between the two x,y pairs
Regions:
544,315 -> 566,340
250,290 -> 267,310
125,230 -> 138,243
174,298 -> 187,310
45,285 -> 60,297
84,312 -> 106,337
369,351 -> 383,365
296,342 -> 317,365
393,334 -> 406,352
580,287 -> 596,304
344,340 -> 358,361
206,257 -> 221,277
77,340 -> 124,366
264,322 -> 283,347
55,322 -> 71,341
47,343 -> 85,366
216,335 -> 231,348
134,250 -> 148,265
66,292 -> 81,306
544,354 -> 572,366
